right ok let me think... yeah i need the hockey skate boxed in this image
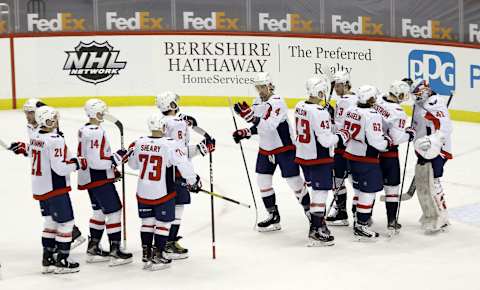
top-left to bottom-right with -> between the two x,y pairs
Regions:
41,250 -> 56,274
147,247 -> 172,271
257,205 -> 281,232
142,245 -> 153,270
108,241 -> 133,266
164,237 -> 189,260
422,213 -> 450,235
54,255 -> 80,274
86,238 -> 110,263
307,226 -> 334,247
386,220 -> 402,237
70,226 -> 86,250
326,206 -> 349,226
354,224 -> 379,242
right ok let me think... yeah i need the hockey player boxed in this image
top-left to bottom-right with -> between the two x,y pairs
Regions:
343,85 -> 392,241
77,99 -> 132,266
9,98 -> 85,249
294,76 -> 351,246
232,72 -> 309,232
373,81 -> 416,232
156,91 -> 215,259
30,106 -> 86,274
327,71 -> 358,226
128,114 -> 202,270
410,80 -> 453,233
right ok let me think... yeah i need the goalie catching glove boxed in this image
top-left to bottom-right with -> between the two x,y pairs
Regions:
415,132 -> 445,160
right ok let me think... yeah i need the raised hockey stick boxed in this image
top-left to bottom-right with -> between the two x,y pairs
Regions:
228,97 -> 258,227
104,113 -> 128,248
209,152 -> 216,259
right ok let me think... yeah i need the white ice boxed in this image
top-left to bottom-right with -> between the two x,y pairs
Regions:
1,106 -> 479,290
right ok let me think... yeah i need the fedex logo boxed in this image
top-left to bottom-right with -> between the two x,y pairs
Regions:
332,15 -> 384,35
183,11 -> 239,30
408,50 -> 455,95
402,19 -> 453,40
258,13 -> 312,32
27,13 -> 86,32
106,12 -> 165,30
469,24 -> 480,42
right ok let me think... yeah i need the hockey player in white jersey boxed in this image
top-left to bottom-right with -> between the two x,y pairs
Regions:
294,76 -> 351,246
9,98 -> 85,249
373,81 -> 416,232
128,114 -> 202,270
156,91 -> 215,259
233,72 -> 309,232
343,85 -> 392,241
77,99 -> 132,265
30,106 -> 87,274
410,80 -> 453,233
327,71 -> 358,226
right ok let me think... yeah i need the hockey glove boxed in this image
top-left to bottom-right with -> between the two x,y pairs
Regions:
405,127 -> 416,142
234,102 -> 255,122
70,157 -> 88,170
9,142 -> 27,156
179,114 -> 198,127
187,175 -> 202,193
336,129 -> 351,146
233,128 -> 252,144
111,149 -> 128,166
197,137 -> 216,156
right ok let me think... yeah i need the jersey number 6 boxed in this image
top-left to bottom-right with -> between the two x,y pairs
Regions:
139,154 -> 163,181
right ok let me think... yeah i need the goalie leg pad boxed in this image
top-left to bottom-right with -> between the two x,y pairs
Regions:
415,163 -> 440,231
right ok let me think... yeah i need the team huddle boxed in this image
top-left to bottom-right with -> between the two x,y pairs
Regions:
7,70 -> 452,274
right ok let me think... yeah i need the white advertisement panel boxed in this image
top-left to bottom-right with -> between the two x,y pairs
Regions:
0,38 -> 12,101
12,34 -> 480,112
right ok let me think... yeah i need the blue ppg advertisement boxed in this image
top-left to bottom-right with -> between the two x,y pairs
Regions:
408,50 -> 455,95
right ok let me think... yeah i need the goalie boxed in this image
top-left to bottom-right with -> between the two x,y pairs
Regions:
411,80 -> 453,234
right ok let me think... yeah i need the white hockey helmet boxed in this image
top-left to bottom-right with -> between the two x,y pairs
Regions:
23,98 -> 45,112
156,91 -> 179,113
357,85 -> 378,105
85,98 -> 108,121
333,71 -> 350,85
147,114 -> 167,132
389,80 -> 411,102
254,72 -> 273,86
306,76 -> 330,98
410,79 -> 432,103
35,106 -> 58,128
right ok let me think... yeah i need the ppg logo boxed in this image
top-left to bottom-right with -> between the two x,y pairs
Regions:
408,50 -> 455,95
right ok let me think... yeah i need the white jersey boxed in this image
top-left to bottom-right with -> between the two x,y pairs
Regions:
29,130 -> 77,200
165,115 -> 190,148
294,101 -> 338,164
373,97 -> 410,157
27,124 -> 38,140
77,124 -> 116,190
413,95 -> 453,159
334,94 -> 358,131
344,106 -> 389,163
128,136 -> 196,203
252,94 -> 295,155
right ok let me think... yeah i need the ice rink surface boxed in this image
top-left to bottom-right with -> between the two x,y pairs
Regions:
1,106 -> 479,290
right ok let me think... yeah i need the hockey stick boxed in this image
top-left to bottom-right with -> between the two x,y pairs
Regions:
104,113 -> 128,248
209,152 -> 216,259
383,92 -> 455,202
124,171 -> 251,208
0,139 -> 9,150
228,97 -> 258,227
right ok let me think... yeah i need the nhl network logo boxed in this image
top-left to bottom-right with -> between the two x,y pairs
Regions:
63,41 -> 127,84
